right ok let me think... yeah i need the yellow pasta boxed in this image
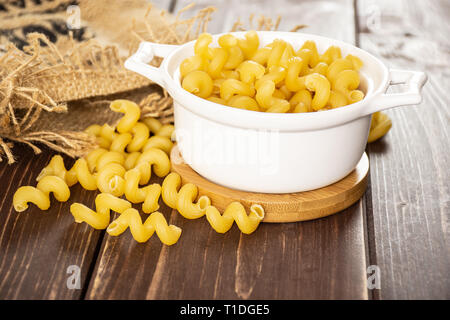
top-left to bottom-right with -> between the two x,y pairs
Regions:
205,202 -> 265,234
156,124 -> 175,139
236,60 -> 265,84
238,30 -> 259,59
109,132 -> 132,153
220,79 -> 255,101
368,111 -> 392,143
123,164 -> 161,213
13,176 -> 70,212
194,33 -> 213,59
208,47 -> 229,79
107,208 -> 182,244
137,147 -> 171,179
255,66 -> 286,89
70,193 -> 131,229
320,45 -> 342,65
255,80 -> 290,113
180,55 -> 208,78
182,70 -> 214,98
109,100 -> 141,134
179,33 -> 366,114
85,148 -> 108,172
290,89 -> 312,113
127,122 -> 150,152
161,172 -> 211,219
84,124 -> 102,137
141,135 -> 174,155
285,56 -> 307,92
142,117 -> 162,135
96,162 -> 125,197
227,95 -> 260,111
305,73 -> 331,111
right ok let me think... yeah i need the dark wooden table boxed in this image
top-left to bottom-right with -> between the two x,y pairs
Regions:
0,0 -> 448,300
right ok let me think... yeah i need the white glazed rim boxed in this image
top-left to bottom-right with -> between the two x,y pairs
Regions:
161,31 -> 389,132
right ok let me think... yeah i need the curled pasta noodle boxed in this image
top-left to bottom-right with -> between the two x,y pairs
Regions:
255,66 -> 286,89
161,172 -> 211,219
227,95 -> 260,111
124,151 -> 141,170
156,124 -> 175,139
84,124 -> 102,137
36,155 -> 95,189
327,90 -> 348,109
306,62 -> 328,76
250,47 -> 271,66
70,193 -> 131,229
127,122 -> 150,152
194,33 -> 213,59
96,162 -> 125,197
109,132 -> 132,153
107,208 -> 182,244
285,56 -> 307,92
219,34 -> 244,69
238,30 -> 259,59
326,58 -> 354,84
333,69 -> 360,94
320,45 -> 342,65
109,100 -> 140,133
368,112 -> 392,143
267,39 -> 287,68
205,202 -> 265,234
255,80 -> 290,113
13,176 -> 70,212
220,79 -> 255,101
290,89 -> 312,113
182,70 -> 213,98
180,55 -> 208,78
208,47 -> 228,79
137,147 -> 171,180
236,60 -> 265,84
207,96 -> 227,105
142,117 -> 162,135
85,148 -> 108,172
96,151 -> 125,171
305,73 -> 331,111
124,164 -> 161,213
348,89 -> 365,104
141,135 -> 174,155
299,40 -> 319,67
345,54 -> 363,71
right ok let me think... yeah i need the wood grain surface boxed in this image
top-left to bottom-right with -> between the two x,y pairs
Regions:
0,0 -> 448,300
171,145 -> 369,223
357,0 -> 450,299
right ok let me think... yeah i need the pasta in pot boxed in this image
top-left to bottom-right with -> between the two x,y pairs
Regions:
179,31 -> 368,114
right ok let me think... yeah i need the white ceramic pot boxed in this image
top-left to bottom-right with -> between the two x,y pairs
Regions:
125,31 -> 427,193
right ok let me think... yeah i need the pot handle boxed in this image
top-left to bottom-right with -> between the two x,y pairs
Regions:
364,69 -> 427,115
124,42 -> 179,88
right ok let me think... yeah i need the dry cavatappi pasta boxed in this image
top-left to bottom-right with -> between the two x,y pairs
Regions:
180,31 -> 366,113
12,99 -> 265,244
181,31 -> 392,141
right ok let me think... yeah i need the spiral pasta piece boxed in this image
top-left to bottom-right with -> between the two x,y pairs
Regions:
305,73 -> 331,111
238,30 -> 259,59
107,208 -> 182,244
13,176 -> 70,212
70,193 -> 131,229
368,112 -> 392,143
109,100 -> 140,133
220,79 -> 255,101
205,202 -> 265,234
255,80 -> 290,113
161,172 -> 211,219
124,164 -> 161,213
182,70 -> 214,98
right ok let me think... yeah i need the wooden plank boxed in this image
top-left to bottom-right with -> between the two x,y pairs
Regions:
357,0 -> 450,299
172,0 -> 355,37
85,0 -> 370,300
0,146 -> 102,299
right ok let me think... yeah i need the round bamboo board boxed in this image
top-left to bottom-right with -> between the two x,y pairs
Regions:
170,146 -> 369,223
